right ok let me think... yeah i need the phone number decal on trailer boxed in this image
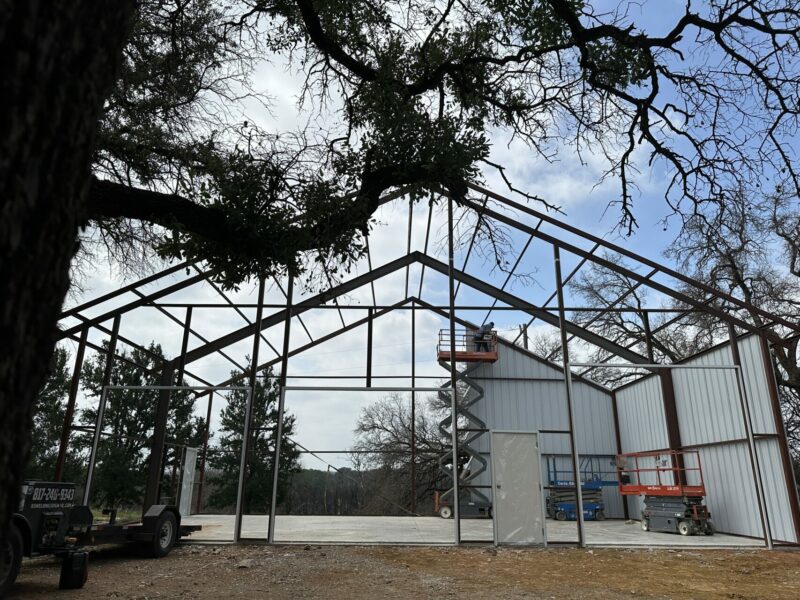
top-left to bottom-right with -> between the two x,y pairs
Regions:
22,483 -> 77,509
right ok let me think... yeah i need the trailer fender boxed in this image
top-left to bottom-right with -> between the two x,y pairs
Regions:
142,505 -> 181,533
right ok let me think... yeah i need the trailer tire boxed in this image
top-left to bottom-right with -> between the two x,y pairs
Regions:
146,511 -> 178,558
438,506 -> 452,519
678,520 -> 693,536
595,510 -> 605,521
555,510 -> 567,521
704,522 -> 714,536
0,523 -> 22,596
59,552 -> 89,590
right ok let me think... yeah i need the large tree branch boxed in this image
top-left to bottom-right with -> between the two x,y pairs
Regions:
86,177 -> 235,243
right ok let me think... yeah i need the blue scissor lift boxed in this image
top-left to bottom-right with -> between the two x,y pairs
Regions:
545,456 -> 618,521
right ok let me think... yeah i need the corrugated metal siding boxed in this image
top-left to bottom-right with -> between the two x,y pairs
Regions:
615,376 -> 668,453
466,345 -> 624,518
757,437 -> 798,543
739,336 -> 777,435
671,349 -> 744,446
697,443 -> 761,538
614,334 -> 796,542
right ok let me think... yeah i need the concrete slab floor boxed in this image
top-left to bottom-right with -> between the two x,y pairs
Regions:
181,514 -> 763,548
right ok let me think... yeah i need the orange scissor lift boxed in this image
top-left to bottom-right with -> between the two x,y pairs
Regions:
617,450 -> 714,536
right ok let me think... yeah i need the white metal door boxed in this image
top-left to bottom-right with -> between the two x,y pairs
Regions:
178,447 -> 198,516
490,431 -> 546,545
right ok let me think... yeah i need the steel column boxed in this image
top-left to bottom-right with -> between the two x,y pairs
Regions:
176,307 -> 193,384
195,390 -> 213,514
411,302 -> 417,513
55,328 -> 88,481
610,391 -> 629,520
83,316 -> 120,503
143,363 -> 177,511
268,274 -> 293,543
235,277 -> 266,542
366,308 -> 373,388
447,196 -> 461,544
554,246 -> 585,547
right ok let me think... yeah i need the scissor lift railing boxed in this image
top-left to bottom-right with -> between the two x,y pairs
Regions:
437,328 -> 498,363
617,450 -> 706,497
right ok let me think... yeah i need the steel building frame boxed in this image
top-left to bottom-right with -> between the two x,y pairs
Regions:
53,184 -> 800,548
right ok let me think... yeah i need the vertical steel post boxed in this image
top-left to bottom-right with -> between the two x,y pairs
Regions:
195,390 -> 213,514
554,246 -> 585,547
728,324 -> 772,548
642,311 -> 655,362
176,306 -> 193,384
83,386 -> 108,505
447,196 -> 461,544
143,363 -> 176,511
610,390 -> 629,520
234,277 -> 266,542
522,323 -> 529,350
366,308 -> 373,388
84,316 -> 120,504
411,301 -> 417,513
268,274 -> 293,543
55,328 -> 88,481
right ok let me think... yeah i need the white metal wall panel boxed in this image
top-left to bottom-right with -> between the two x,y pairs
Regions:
615,376 -> 668,453
697,442 -> 762,538
738,336 -> 777,435
465,344 -> 624,518
757,437 -> 798,543
671,352 -> 744,446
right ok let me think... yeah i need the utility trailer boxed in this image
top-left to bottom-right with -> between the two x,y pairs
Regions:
617,450 -> 714,536
1,481 -> 200,595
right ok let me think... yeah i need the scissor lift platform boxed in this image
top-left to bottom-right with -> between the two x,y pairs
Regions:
437,329 -> 498,363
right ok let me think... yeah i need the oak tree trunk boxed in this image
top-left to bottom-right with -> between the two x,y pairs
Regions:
0,1 -> 135,538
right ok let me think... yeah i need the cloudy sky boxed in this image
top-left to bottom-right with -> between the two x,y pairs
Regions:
60,0 -> 700,471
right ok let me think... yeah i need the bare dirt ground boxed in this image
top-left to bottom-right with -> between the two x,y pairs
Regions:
8,543 -> 800,599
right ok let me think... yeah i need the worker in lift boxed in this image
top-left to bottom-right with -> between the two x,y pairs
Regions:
473,322 -> 494,352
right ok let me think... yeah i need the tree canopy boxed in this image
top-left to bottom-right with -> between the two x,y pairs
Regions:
86,0 -> 800,286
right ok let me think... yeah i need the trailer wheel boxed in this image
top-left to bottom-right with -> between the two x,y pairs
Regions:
640,518 -> 649,531
146,511 -> 177,558
438,506 -> 452,519
678,520 -> 693,536
0,524 -> 22,596
555,510 -> 567,521
59,552 -> 89,590
704,522 -> 715,536
595,510 -> 605,521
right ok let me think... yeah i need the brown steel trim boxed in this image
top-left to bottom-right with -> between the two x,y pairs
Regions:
659,370 -> 685,484
59,261 -> 190,318
459,194 -> 779,343
69,316 -> 212,385
610,390 -> 629,520
59,271 -> 208,339
467,183 -> 800,335
416,253 -> 652,367
759,335 -> 800,543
